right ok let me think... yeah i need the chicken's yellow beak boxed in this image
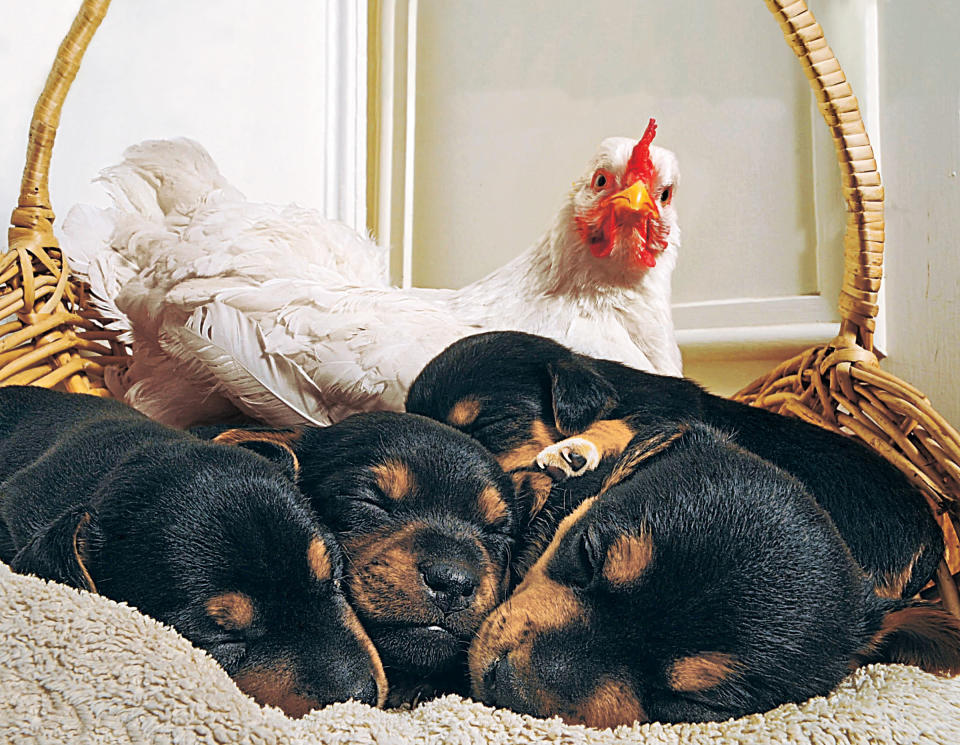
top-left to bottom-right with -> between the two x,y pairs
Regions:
608,180 -> 659,217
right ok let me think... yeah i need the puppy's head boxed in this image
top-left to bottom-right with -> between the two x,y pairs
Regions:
295,412 -> 518,700
407,332 -> 617,523
14,443 -> 386,717
407,332 -> 617,468
469,422 -> 956,727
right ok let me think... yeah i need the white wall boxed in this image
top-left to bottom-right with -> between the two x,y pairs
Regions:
878,0 -> 960,425
406,0 -> 960,421
406,0 -> 858,396
0,1 -> 337,225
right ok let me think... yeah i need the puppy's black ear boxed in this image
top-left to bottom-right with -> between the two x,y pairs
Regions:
212,429 -> 301,480
601,420 -> 690,495
10,506 -> 99,593
547,357 -> 618,435
238,441 -> 300,479
855,600 -> 960,676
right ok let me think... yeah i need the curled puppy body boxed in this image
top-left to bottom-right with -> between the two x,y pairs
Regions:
0,386 -> 385,717
197,412 -> 518,705
406,331 -> 944,598
469,422 -> 960,727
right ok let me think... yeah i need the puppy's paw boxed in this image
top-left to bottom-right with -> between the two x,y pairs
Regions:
536,438 -> 600,481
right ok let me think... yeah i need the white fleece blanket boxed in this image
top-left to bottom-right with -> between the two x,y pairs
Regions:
1,560 -> 959,744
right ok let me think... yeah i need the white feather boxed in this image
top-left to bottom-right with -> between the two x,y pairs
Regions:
164,301 -> 329,426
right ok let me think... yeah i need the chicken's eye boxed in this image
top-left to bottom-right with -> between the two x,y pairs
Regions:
660,186 -> 672,204
592,171 -> 610,190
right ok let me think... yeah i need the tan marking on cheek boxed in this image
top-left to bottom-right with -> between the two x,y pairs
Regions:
206,592 -> 255,630
447,397 -> 482,427
669,652 -> 740,693
497,419 -> 560,472
347,523 -> 504,644
563,678 -> 648,729
874,548 -> 923,599
478,485 -> 508,526
212,429 -> 302,475
307,537 -> 333,582
469,497 -> 597,696
371,460 -> 416,501
518,496 -> 598,592
345,523 -> 431,623
233,664 -> 319,719
340,602 -> 388,708
601,425 -> 688,495
465,543 -> 506,624
603,532 -> 653,586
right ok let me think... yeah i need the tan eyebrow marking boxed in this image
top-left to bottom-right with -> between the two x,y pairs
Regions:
206,592 -> 255,630
602,532 -> 653,586
477,484 -> 508,525
447,397 -> 482,427
371,460 -> 416,500
668,652 -> 740,692
307,537 -> 333,582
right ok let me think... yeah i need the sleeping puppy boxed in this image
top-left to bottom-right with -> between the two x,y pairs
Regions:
197,412 -> 518,705
469,421 -> 960,727
406,331 -> 945,598
0,386 -> 386,717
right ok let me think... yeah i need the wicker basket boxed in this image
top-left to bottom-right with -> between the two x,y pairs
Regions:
3,0 -> 959,615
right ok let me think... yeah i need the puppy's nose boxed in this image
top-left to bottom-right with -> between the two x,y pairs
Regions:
420,560 -> 479,613
350,676 -> 381,707
482,655 -> 525,710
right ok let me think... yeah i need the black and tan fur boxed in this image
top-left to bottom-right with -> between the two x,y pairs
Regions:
0,386 -> 385,717
468,421 -> 960,726
406,331 -> 944,597
196,412 -> 519,705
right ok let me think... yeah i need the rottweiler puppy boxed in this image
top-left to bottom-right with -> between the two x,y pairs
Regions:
406,331 -> 945,597
469,421 -> 960,727
196,412 -> 518,705
0,386 -> 386,717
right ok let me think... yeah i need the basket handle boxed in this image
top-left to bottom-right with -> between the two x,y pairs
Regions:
766,0 -> 883,354
14,0 -> 110,218
3,0 -> 112,395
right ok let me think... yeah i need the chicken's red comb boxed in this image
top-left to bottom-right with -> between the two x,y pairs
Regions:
625,118 -> 657,184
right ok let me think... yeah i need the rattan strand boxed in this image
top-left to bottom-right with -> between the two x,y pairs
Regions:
1,0 -> 123,396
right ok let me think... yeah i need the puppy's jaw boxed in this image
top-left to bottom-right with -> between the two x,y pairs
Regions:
340,599 -> 389,708
561,678 -> 648,729
233,662 -> 320,719
470,497 -> 595,707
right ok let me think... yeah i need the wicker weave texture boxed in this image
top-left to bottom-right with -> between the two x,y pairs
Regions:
1,0 -> 123,395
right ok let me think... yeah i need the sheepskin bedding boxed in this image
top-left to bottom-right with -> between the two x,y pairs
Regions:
1,561 -> 959,744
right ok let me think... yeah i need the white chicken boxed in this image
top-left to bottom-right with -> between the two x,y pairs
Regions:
62,119 -> 682,427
